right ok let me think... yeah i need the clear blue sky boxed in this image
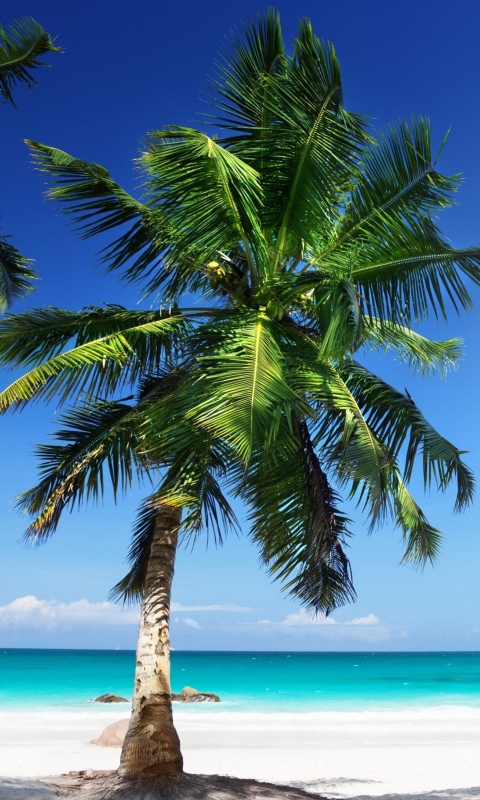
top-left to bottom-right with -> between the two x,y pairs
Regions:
1,0 -> 480,651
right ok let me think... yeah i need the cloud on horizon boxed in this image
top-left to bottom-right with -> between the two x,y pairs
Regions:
0,596 -> 253,630
0,596 -> 138,628
171,602 -> 252,612
241,609 -> 393,642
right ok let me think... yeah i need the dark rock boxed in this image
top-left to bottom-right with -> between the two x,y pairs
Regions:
171,685 -> 220,703
94,693 -> 129,703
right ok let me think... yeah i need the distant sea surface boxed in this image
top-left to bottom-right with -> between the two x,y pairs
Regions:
1,649 -> 480,712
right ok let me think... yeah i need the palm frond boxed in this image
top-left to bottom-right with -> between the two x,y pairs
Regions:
289,353 -> 392,527
351,218 -> 480,324
160,444 -> 239,545
142,127 -> 265,279
0,312 -> 190,410
361,317 -> 462,376
0,305 -> 190,367
342,361 -> 474,511
111,448 -> 238,604
391,473 -> 442,567
272,21 -> 362,262
17,398 -> 148,544
192,310 -> 305,462
26,141 -> 192,295
210,7 -> 285,130
0,235 -> 36,311
0,17 -> 60,107
109,496 -> 157,604
242,418 -> 355,614
327,118 -> 459,252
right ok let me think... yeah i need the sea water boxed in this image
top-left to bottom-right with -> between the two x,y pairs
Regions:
1,649 -> 480,712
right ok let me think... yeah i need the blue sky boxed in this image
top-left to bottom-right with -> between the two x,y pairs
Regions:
1,0 -> 480,651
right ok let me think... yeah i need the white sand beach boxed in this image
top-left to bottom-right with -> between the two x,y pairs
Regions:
0,705 -> 479,797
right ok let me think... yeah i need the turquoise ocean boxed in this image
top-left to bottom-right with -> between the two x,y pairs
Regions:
1,649 -> 480,713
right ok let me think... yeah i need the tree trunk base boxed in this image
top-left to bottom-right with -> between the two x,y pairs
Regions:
17,770 -> 328,799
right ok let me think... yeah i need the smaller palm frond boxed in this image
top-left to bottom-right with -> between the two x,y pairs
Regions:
160,442 -> 239,546
336,118 -> 458,247
391,473 -> 442,567
210,7 -> 286,130
290,354 -> 392,528
0,305 -> 190,368
109,496 -> 157,604
351,219 -> 480,325
342,361 -> 474,512
243,418 -> 355,615
17,398 -> 148,544
361,318 -> 462,377
0,309 -> 190,411
192,309 -> 306,463
315,277 -> 365,359
111,450 -> 238,605
25,141 -> 192,294
0,235 -> 36,311
269,21 -> 366,260
142,127 -> 265,277
307,119 -> 480,325
0,17 -> 61,107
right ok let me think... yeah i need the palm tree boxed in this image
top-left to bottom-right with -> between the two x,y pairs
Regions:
11,355 -> 238,777
0,9 -> 478,781
0,16 -> 61,311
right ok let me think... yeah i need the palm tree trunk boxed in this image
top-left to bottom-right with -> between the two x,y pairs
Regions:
118,503 -> 183,779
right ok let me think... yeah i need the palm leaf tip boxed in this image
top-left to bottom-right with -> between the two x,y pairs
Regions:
0,236 -> 37,312
109,498 -> 157,605
0,16 -> 61,107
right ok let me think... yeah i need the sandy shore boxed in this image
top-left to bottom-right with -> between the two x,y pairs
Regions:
0,705 -> 479,797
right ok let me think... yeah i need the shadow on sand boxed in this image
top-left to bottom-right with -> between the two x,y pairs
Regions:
2,773 -> 480,800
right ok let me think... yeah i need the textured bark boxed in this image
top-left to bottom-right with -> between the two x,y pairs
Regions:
119,504 -> 183,778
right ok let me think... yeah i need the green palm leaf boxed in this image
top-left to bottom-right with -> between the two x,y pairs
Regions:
391,473 -> 442,567
0,311 -> 190,410
0,16 -> 60,108
25,141 -> 194,295
142,127 -> 265,280
210,7 -> 285,130
193,310 -> 305,462
242,419 -> 355,614
17,398 -> 148,544
361,317 -> 462,376
0,235 -> 36,312
342,361 -> 474,511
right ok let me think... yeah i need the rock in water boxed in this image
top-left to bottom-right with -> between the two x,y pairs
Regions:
171,685 -> 220,703
94,693 -> 129,703
91,718 -> 129,747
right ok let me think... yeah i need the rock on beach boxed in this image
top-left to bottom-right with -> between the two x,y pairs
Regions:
90,719 -> 129,747
94,694 -> 129,703
171,685 -> 221,703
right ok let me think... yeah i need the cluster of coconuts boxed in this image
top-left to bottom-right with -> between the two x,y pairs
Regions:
208,260 -> 284,319
265,298 -> 284,320
208,260 -> 248,300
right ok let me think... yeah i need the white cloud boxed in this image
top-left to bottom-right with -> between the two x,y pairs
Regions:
0,596 -> 251,631
239,609 -> 391,643
0,596 -> 139,629
278,610 -> 387,641
171,602 -> 252,612
182,618 -> 202,630
282,610 -> 380,627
